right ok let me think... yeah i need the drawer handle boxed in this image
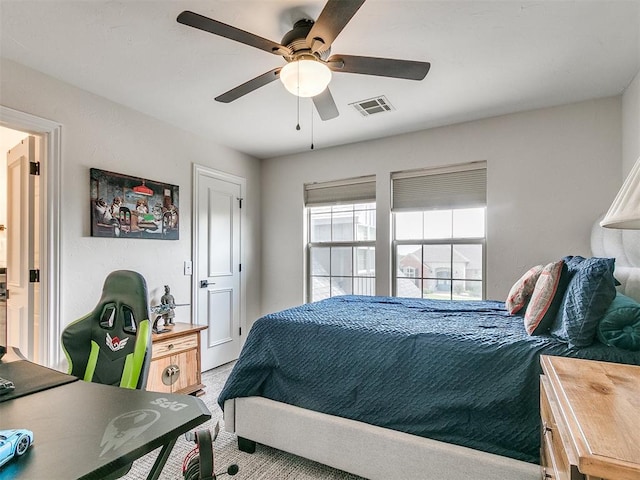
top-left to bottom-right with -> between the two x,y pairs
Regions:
543,422 -> 553,435
542,467 -> 553,479
167,343 -> 174,350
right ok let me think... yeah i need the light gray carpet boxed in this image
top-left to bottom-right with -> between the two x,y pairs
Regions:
122,363 -> 364,479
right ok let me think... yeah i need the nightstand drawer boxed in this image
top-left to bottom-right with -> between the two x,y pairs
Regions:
542,428 -> 569,480
540,376 -> 572,480
153,334 -> 198,357
541,461 -> 556,480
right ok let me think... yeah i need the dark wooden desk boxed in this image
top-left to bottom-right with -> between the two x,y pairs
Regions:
0,353 -> 211,479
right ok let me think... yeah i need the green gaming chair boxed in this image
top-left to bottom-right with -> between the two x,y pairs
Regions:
62,270 -> 152,389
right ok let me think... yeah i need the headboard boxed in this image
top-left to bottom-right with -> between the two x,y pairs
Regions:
591,216 -> 640,302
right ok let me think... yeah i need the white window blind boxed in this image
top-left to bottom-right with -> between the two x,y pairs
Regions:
391,162 -> 486,211
304,175 -> 376,206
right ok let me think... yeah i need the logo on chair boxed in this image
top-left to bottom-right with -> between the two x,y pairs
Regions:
106,332 -> 129,352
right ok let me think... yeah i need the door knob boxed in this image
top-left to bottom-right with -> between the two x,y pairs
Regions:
200,280 -> 215,288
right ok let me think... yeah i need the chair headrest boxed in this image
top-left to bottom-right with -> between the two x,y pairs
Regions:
93,270 -> 150,333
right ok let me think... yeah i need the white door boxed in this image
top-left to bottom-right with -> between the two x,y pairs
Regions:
6,135 -> 38,360
194,166 -> 244,371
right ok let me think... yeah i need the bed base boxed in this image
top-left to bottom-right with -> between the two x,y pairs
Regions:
224,397 -> 540,480
237,436 -> 256,453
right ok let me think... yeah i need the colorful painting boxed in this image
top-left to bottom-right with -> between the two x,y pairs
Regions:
90,168 -> 179,239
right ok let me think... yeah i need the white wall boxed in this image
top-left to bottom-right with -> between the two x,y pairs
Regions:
261,97 -> 622,315
0,59 -> 262,354
622,69 -> 640,176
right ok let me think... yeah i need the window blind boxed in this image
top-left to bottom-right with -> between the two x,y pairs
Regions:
391,162 -> 486,211
304,175 -> 376,206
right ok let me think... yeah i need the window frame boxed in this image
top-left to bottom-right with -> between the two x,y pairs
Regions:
306,203 -> 376,303
390,162 -> 487,301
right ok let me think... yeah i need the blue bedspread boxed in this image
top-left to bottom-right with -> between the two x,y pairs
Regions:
218,295 -> 640,463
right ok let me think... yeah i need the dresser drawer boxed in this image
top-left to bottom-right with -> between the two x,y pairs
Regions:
542,428 -> 566,480
152,333 -> 198,357
540,375 -> 580,480
540,407 -> 557,480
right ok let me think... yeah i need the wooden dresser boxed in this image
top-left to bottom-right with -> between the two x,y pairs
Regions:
147,322 -> 207,396
540,355 -> 640,480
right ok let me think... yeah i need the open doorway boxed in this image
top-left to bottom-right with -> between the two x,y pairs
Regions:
1,127 -> 40,362
0,106 -> 62,368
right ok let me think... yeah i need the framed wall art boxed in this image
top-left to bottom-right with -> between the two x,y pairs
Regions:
90,168 -> 179,239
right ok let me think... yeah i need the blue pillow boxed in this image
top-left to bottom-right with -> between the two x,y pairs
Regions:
597,293 -> 640,351
562,255 -> 586,275
550,257 -> 617,347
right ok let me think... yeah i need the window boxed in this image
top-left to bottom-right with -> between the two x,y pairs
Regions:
305,177 -> 376,303
392,163 -> 486,300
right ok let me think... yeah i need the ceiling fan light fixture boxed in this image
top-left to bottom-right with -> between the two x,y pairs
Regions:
280,59 -> 332,98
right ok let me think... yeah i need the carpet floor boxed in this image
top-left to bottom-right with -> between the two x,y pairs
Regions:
122,363 -> 364,479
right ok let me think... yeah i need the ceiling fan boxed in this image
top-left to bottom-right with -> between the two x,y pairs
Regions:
177,0 -> 431,121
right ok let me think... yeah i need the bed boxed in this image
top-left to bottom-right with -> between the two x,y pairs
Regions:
220,221 -> 640,480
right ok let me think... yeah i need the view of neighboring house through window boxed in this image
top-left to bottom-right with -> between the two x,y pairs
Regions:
305,176 -> 376,302
392,162 -> 487,300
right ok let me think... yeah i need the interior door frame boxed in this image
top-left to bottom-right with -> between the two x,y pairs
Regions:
1,105 -> 62,368
191,164 -> 247,353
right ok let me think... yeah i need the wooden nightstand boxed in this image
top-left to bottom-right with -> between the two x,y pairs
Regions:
540,355 -> 640,480
146,322 -> 207,396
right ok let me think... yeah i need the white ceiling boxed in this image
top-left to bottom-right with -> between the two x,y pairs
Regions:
1,1 -> 638,159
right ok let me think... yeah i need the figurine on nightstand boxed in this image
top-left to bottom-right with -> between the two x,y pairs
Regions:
151,286 -> 189,334
160,285 -> 176,326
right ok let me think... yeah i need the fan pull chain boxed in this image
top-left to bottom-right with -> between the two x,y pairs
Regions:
296,63 -> 301,131
310,104 -> 314,150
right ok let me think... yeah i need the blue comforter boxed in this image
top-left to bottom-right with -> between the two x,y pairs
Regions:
218,295 -> 640,463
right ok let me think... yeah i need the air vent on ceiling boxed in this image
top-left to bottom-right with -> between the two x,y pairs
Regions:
350,96 -> 395,117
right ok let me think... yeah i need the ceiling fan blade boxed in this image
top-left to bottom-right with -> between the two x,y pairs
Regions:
328,55 -> 430,80
177,11 -> 290,56
306,0 -> 366,53
215,68 -> 282,103
312,87 -> 339,121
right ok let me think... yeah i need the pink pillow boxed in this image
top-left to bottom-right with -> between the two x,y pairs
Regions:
506,265 -> 544,314
524,260 -> 568,335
